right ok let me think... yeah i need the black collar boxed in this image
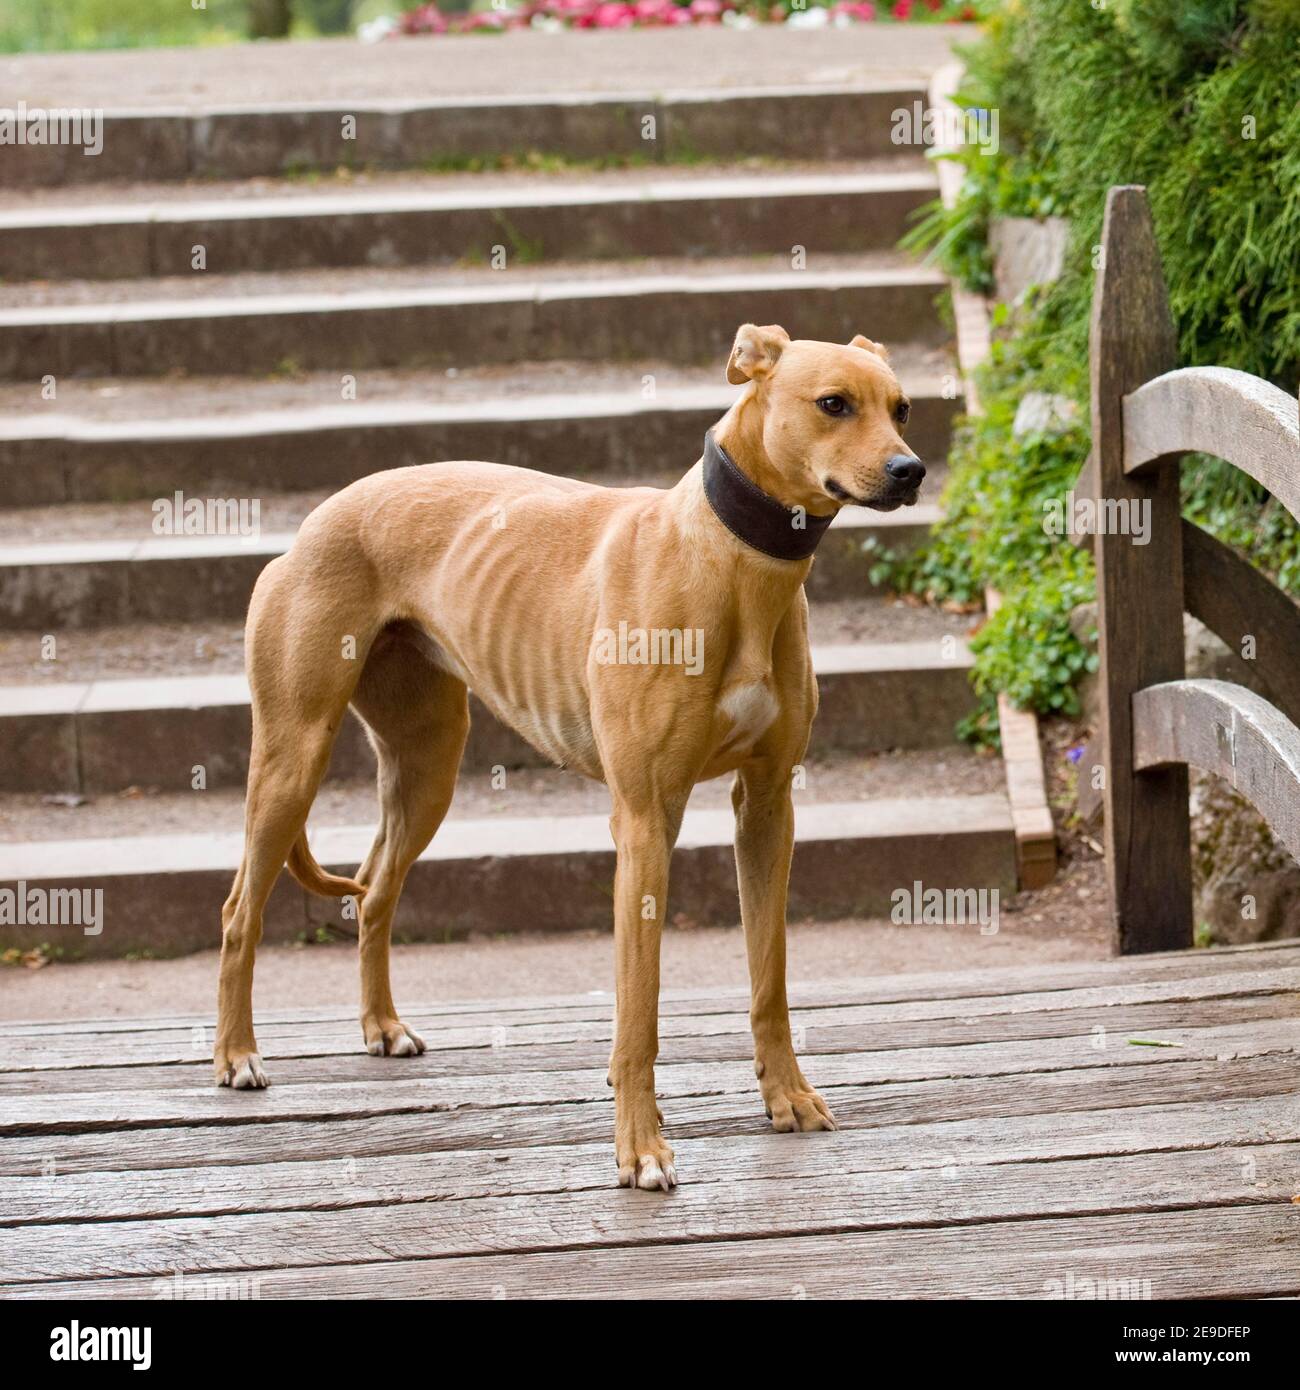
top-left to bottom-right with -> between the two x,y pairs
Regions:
701,431 -> 835,562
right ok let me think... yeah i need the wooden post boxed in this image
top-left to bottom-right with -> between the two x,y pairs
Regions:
1089,186 -> 1192,953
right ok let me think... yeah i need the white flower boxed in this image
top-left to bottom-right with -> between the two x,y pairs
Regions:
358,15 -> 399,43
786,8 -> 831,28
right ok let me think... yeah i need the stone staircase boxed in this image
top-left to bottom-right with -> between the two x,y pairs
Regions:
0,40 -> 1018,957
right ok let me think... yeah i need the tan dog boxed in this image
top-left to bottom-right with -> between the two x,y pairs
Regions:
215,324 -> 923,1190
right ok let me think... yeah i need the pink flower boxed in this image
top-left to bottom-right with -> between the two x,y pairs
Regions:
400,2 -> 448,34
831,1 -> 876,19
455,10 -> 516,30
891,0 -> 914,18
587,2 -> 637,26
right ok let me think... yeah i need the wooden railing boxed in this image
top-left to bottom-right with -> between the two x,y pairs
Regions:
1082,186 -> 1300,954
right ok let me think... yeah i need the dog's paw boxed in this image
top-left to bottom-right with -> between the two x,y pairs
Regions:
762,1081 -> 838,1133
615,1117 -> 677,1191
215,1051 -> 269,1089
617,1142 -> 677,1192
363,1017 -> 427,1058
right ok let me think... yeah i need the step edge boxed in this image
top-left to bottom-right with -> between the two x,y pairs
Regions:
0,170 -> 939,231
0,637 -> 971,713
0,793 -> 1016,880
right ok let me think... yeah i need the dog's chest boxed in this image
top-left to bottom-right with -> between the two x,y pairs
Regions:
716,678 -> 780,756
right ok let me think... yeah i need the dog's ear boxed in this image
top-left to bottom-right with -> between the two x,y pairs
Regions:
727,323 -> 790,385
848,333 -> 890,362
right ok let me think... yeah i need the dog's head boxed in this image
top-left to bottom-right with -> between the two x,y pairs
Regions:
725,323 -> 924,512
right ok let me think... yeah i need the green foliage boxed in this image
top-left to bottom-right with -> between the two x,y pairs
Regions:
0,0 -> 247,52
904,0 -> 1300,736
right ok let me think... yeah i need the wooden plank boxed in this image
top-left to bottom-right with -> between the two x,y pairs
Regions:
1134,680 -> 1300,860
1089,185 -> 1191,952
12,1204 -> 1296,1300
4,963 -> 1295,1076
4,1018 -> 1296,1135
1182,519 -> 1300,729
5,1051 -> 1292,1179
986,586 -> 1057,887
4,937 -> 1297,1039
5,1092 -> 1293,1227
3,1141 -> 1295,1285
1124,368 -> 1300,523
2,987 -> 1290,1094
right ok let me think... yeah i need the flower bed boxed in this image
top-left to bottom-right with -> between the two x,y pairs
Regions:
393,0 -> 979,37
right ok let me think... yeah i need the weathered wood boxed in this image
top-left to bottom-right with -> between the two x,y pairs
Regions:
6,936 -> 1298,1039
4,942 -> 1297,1298
4,1141 -> 1295,1285
4,972 -> 1292,1086
1125,368 -> 1300,523
5,1051 -> 1293,1180
5,1018 -> 1297,1136
5,1092 -> 1291,1228
1089,185 -> 1191,952
1182,519 -> 1300,729
4,963 -> 1295,1075
1133,679 -> 1300,860
12,1204 -> 1296,1301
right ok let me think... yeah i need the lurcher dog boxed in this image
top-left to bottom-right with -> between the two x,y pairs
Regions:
215,324 -> 924,1190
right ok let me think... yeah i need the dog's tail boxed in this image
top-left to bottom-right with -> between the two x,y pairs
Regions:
286,832 -> 365,900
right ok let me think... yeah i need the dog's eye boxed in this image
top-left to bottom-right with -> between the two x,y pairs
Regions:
894,400 -> 911,425
816,395 -> 848,417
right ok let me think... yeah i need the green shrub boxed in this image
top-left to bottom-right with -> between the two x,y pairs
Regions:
0,0 -> 248,51
906,0 -> 1300,738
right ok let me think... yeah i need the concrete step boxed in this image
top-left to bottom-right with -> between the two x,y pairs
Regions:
0,361 -> 959,507
0,256 -> 950,381
0,625 -> 975,796
0,168 -> 936,282
0,498 -> 943,631
1,80 -> 930,189
0,596 -> 966,681
0,766 -> 1014,957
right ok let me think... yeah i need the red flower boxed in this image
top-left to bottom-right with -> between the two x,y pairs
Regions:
891,0 -> 913,18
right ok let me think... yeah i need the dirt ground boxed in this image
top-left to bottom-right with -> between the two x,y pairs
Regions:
0,904 -> 1110,1024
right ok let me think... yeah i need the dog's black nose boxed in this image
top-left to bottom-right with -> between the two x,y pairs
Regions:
886,454 -> 926,488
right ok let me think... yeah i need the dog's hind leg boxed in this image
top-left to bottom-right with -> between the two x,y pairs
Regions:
215,557 -> 374,1089
349,631 -> 469,1058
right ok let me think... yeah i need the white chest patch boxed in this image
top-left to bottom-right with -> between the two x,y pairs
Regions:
718,680 -> 780,752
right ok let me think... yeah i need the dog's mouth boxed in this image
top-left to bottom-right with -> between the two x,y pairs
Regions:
825,479 -> 920,511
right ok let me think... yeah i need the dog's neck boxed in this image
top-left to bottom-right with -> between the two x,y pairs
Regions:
702,393 -> 836,563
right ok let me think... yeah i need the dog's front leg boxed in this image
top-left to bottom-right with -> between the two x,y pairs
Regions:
732,758 -> 837,1133
607,798 -> 681,1191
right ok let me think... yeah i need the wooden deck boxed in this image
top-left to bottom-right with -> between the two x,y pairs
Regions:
2,940 -> 1299,1300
